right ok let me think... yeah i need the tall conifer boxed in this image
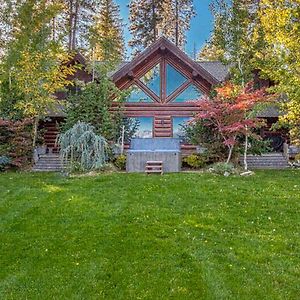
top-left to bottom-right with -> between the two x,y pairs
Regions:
160,0 -> 196,49
90,0 -> 125,64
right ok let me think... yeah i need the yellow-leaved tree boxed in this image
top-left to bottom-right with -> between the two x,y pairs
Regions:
1,0 -> 77,148
256,0 -> 300,143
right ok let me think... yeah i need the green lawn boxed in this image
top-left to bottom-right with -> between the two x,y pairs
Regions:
0,171 -> 299,299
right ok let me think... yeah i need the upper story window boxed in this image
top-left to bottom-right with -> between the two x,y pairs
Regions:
173,117 -> 190,139
126,59 -> 205,103
126,86 -> 154,103
166,63 -> 187,96
172,84 -> 203,103
140,64 -> 161,96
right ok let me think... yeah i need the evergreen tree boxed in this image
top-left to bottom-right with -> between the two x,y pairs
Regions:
89,0 -> 125,64
128,0 -> 163,54
160,0 -> 196,49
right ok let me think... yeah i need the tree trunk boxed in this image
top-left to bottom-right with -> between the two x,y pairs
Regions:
175,0 -> 179,46
32,116 -> 39,149
243,126 -> 249,171
226,145 -> 233,164
152,0 -> 157,41
72,0 -> 79,50
68,0 -> 74,50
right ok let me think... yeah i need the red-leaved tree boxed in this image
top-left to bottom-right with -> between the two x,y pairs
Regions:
193,82 -> 273,169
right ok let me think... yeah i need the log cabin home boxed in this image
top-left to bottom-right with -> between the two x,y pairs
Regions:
36,37 -> 290,171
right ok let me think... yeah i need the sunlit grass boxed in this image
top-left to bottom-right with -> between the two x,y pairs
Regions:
0,170 -> 299,299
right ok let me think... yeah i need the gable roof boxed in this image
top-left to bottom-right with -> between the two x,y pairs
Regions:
111,37 -> 226,86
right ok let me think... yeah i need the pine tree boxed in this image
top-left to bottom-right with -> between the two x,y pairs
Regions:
89,0 -> 125,64
128,0 -> 163,54
160,0 -> 196,49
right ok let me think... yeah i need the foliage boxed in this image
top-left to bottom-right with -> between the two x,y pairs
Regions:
197,38 -> 224,61
183,154 -> 207,169
0,118 -> 33,168
254,0 -> 300,144
0,0 -> 77,147
114,154 -> 126,170
129,0 -> 196,54
193,82 -> 271,164
243,137 -> 272,156
210,0 -> 261,85
182,119 -> 227,162
57,121 -> 108,172
209,162 -> 237,176
160,0 -> 196,49
89,0 -> 125,65
0,156 -> 11,171
63,66 -> 137,144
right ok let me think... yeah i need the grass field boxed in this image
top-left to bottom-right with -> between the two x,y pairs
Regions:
0,170 -> 299,299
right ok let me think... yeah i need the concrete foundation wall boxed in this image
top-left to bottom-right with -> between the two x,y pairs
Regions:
126,151 -> 181,173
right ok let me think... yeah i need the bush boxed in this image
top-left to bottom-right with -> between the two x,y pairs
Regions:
114,154 -> 126,170
182,120 -> 227,162
209,162 -> 237,176
295,153 -> 300,162
183,154 -> 207,169
0,118 -> 33,169
0,156 -> 11,171
57,122 -> 108,172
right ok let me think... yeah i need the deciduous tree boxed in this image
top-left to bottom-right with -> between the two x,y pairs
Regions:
255,0 -> 300,144
193,82 -> 271,168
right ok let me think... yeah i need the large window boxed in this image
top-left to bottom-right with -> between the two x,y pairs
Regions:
133,117 -> 153,138
166,63 -> 187,96
172,84 -> 203,103
173,117 -> 190,139
126,86 -> 153,103
126,60 -> 205,103
140,64 -> 161,96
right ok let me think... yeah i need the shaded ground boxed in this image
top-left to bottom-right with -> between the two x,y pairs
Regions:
0,171 -> 299,299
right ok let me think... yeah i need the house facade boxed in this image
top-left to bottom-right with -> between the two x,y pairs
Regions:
42,37 -> 284,156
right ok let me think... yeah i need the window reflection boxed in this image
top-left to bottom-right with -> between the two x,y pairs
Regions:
140,64 -> 161,96
166,64 -> 187,96
173,117 -> 190,140
172,85 -> 203,103
132,117 -> 153,138
126,86 -> 153,103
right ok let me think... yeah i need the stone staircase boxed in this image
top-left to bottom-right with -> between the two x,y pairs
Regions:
32,154 -> 65,172
241,153 -> 290,169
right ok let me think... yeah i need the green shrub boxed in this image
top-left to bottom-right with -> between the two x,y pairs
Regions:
295,153 -> 300,162
114,154 -> 126,170
0,156 -> 11,171
209,162 -> 237,176
57,122 -> 108,172
183,154 -> 207,169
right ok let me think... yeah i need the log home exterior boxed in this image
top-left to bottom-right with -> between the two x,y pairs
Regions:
42,37 -> 287,157
42,37 -> 230,155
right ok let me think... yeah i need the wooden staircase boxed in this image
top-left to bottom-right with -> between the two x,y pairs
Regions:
241,153 -> 290,169
145,161 -> 163,174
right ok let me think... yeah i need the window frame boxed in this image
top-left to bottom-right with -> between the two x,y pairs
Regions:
131,116 -> 154,139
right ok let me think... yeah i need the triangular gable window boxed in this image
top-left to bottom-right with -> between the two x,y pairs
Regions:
166,63 -> 187,96
172,84 -> 203,103
140,64 -> 161,96
126,86 -> 154,103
